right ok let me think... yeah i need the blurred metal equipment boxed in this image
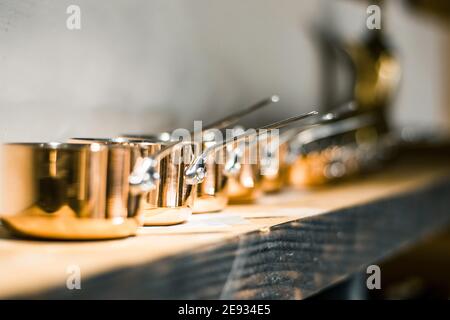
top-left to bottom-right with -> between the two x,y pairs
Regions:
127,113 -> 318,221
124,96 -> 280,214
345,29 -> 401,127
192,96 -> 280,213
405,0 -> 450,25
287,104 -> 395,187
287,0 -> 402,187
225,112 -> 319,203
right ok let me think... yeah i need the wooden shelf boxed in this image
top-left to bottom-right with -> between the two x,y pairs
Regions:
1,150 -> 450,299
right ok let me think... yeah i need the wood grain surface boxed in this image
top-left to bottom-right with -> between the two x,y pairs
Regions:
1,151 -> 450,299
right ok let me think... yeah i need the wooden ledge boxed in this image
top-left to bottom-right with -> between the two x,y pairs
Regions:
1,150 -> 450,299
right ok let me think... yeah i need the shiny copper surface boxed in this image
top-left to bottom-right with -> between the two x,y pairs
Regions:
287,121 -> 386,187
124,96 -> 282,214
224,113 -> 319,203
71,138 -> 197,226
227,138 -> 263,204
260,142 -> 289,193
192,140 -> 228,213
142,142 -> 197,225
0,143 -> 144,240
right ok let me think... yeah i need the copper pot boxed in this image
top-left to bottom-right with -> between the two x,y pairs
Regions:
226,127 -> 263,203
216,112 -> 319,203
124,95 -> 280,214
191,135 -> 229,213
69,138 -> 198,226
128,114 -> 318,216
0,142 -> 146,240
286,109 -> 388,187
260,140 -> 289,193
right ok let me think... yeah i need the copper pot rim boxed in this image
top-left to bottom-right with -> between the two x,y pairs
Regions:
70,136 -> 177,146
119,133 -> 172,142
3,142 -> 111,151
71,137 -> 203,152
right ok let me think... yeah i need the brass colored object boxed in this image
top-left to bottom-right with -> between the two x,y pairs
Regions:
288,146 -> 359,187
406,0 -> 450,25
343,23 -> 401,137
191,138 -> 228,213
288,22 -> 401,188
226,133 -> 262,203
260,141 -> 289,193
227,151 -> 263,203
70,138 -> 197,226
192,96 -> 281,213
0,143 -> 146,240
346,35 -> 401,114
138,141 -> 198,226
221,113 -> 319,203
125,95 -> 280,214
255,105 -> 353,195
286,111 -> 390,187
129,114 -> 318,212
318,8 -> 401,132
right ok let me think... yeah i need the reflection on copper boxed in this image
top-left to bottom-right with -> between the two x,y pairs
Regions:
0,143 -> 144,240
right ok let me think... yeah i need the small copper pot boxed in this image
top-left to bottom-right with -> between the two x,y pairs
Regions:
128,114 -> 318,216
286,110 -> 385,187
221,112 -> 319,203
0,142 -> 146,240
125,95 -> 280,214
70,138 -> 198,226
191,137 -> 229,213
226,131 -> 263,203
260,140 -> 289,193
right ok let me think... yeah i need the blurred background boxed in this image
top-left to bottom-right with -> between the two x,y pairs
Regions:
0,0 -> 448,142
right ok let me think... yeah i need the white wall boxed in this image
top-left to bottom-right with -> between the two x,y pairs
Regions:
0,0 -> 448,142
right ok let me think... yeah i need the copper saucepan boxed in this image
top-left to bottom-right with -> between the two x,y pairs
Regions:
192,96 -> 280,213
69,137 -> 198,226
123,96 -> 280,214
0,142 -> 148,240
286,106 -> 391,187
225,126 -> 264,203
257,102 -> 386,190
197,112 -> 319,204
259,133 -> 290,193
125,114 -> 316,223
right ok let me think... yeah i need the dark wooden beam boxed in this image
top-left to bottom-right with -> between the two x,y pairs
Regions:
17,177 -> 450,299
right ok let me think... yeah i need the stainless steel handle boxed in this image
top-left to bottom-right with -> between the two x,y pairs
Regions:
128,140 -> 196,192
184,111 -> 319,185
275,101 -> 359,148
201,95 -> 280,132
130,111 -> 319,190
289,112 -> 377,151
